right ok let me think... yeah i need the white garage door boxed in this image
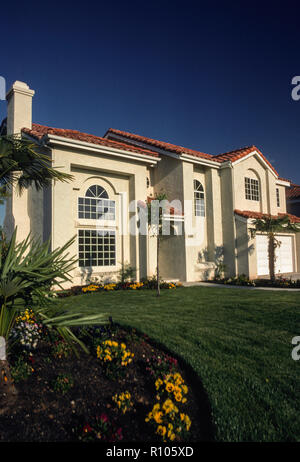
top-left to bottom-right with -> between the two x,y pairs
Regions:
256,234 -> 294,276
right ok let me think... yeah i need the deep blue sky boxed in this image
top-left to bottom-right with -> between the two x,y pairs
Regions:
1,0 -> 300,185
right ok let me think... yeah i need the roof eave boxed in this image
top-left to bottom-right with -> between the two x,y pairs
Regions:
230,149 -> 278,178
25,132 -> 161,165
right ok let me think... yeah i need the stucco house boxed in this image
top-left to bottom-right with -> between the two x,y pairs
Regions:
1,80 -> 300,286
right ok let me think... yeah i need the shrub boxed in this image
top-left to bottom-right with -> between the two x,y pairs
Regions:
52,373 -> 74,395
79,413 -> 123,442
11,356 -> 34,383
145,352 -> 178,378
51,339 -> 73,359
117,262 -> 136,284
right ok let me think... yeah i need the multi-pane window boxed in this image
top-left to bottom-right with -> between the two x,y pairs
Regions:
78,185 -> 115,220
245,177 -> 259,201
276,188 -> 280,207
78,229 -> 116,267
194,180 -> 205,217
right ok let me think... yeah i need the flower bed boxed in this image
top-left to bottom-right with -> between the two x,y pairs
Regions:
56,279 -> 183,298
211,274 -> 300,289
0,315 -> 211,442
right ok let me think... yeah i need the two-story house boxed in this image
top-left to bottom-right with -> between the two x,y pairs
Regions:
1,80 -> 300,286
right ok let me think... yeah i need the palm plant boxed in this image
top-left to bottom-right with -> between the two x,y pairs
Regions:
0,135 -> 73,193
0,229 -> 106,411
0,136 -> 107,409
251,214 -> 300,281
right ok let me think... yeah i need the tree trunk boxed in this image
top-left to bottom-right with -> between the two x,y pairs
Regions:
268,233 -> 276,282
157,235 -> 160,297
0,337 -> 17,415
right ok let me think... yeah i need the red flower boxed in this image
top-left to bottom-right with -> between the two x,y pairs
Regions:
83,423 -> 92,433
100,413 -> 108,423
116,427 -> 123,440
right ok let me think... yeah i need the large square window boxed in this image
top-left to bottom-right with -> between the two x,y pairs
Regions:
78,229 -> 116,267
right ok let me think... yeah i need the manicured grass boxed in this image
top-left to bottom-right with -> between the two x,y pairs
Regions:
57,286 -> 300,442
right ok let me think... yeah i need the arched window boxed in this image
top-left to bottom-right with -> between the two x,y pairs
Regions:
194,180 -> 205,217
244,170 -> 260,201
78,185 -> 115,220
85,185 -> 109,199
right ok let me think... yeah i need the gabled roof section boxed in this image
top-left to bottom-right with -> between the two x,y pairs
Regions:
286,183 -> 300,199
22,123 -> 160,159
105,128 -> 280,177
214,145 -> 279,176
234,209 -> 300,223
105,128 -> 213,161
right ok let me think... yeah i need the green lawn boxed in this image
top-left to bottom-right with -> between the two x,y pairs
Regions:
58,286 -> 300,442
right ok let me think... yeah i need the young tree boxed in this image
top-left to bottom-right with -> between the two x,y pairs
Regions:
146,193 -> 168,297
251,214 -> 300,281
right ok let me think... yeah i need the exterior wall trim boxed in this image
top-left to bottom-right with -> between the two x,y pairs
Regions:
231,150 -> 278,179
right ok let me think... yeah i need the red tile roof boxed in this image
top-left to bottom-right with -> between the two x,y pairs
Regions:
22,124 -> 284,180
234,209 -> 300,223
105,128 -> 213,161
105,129 -> 281,176
214,146 -> 279,176
22,123 -> 159,159
277,177 -> 291,183
286,183 -> 300,199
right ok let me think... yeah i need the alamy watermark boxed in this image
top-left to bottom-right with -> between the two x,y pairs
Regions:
291,76 -> 300,100
0,76 -> 5,100
95,196 -> 206,247
291,336 -> 300,360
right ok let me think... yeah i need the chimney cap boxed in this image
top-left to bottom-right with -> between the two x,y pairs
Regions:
6,80 -> 35,99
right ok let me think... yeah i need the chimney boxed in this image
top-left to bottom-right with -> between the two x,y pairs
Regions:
6,81 -> 35,135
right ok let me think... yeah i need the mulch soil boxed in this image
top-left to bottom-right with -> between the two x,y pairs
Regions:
0,325 -> 214,442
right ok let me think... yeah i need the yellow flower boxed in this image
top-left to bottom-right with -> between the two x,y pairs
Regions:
182,384 -> 188,394
156,425 -> 166,437
174,392 -> 182,402
153,411 -> 163,424
184,415 -> 191,430
162,399 -> 174,414
155,378 -> 163,390
166,382 -> 174,393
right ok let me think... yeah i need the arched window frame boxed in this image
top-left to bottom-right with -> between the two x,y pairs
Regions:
77,184 -> 117,268
78,185 -> 115,221
194,180 -> 205,217
244,174 -> 260,202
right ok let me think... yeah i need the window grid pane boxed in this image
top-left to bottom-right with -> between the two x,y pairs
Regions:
78,197 -> 116,220
194,180 -> 205,217
245,177 -> 259,201
276,188 -> 280,207
78,229 -> 116,267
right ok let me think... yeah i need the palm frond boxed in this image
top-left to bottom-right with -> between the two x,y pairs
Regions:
0,135 -> 74,192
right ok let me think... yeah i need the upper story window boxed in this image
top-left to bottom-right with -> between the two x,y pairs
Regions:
245,177 -> 259,201
276,188 -> 280,207
194,180 -> 205,217
78,185 -> 115,220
